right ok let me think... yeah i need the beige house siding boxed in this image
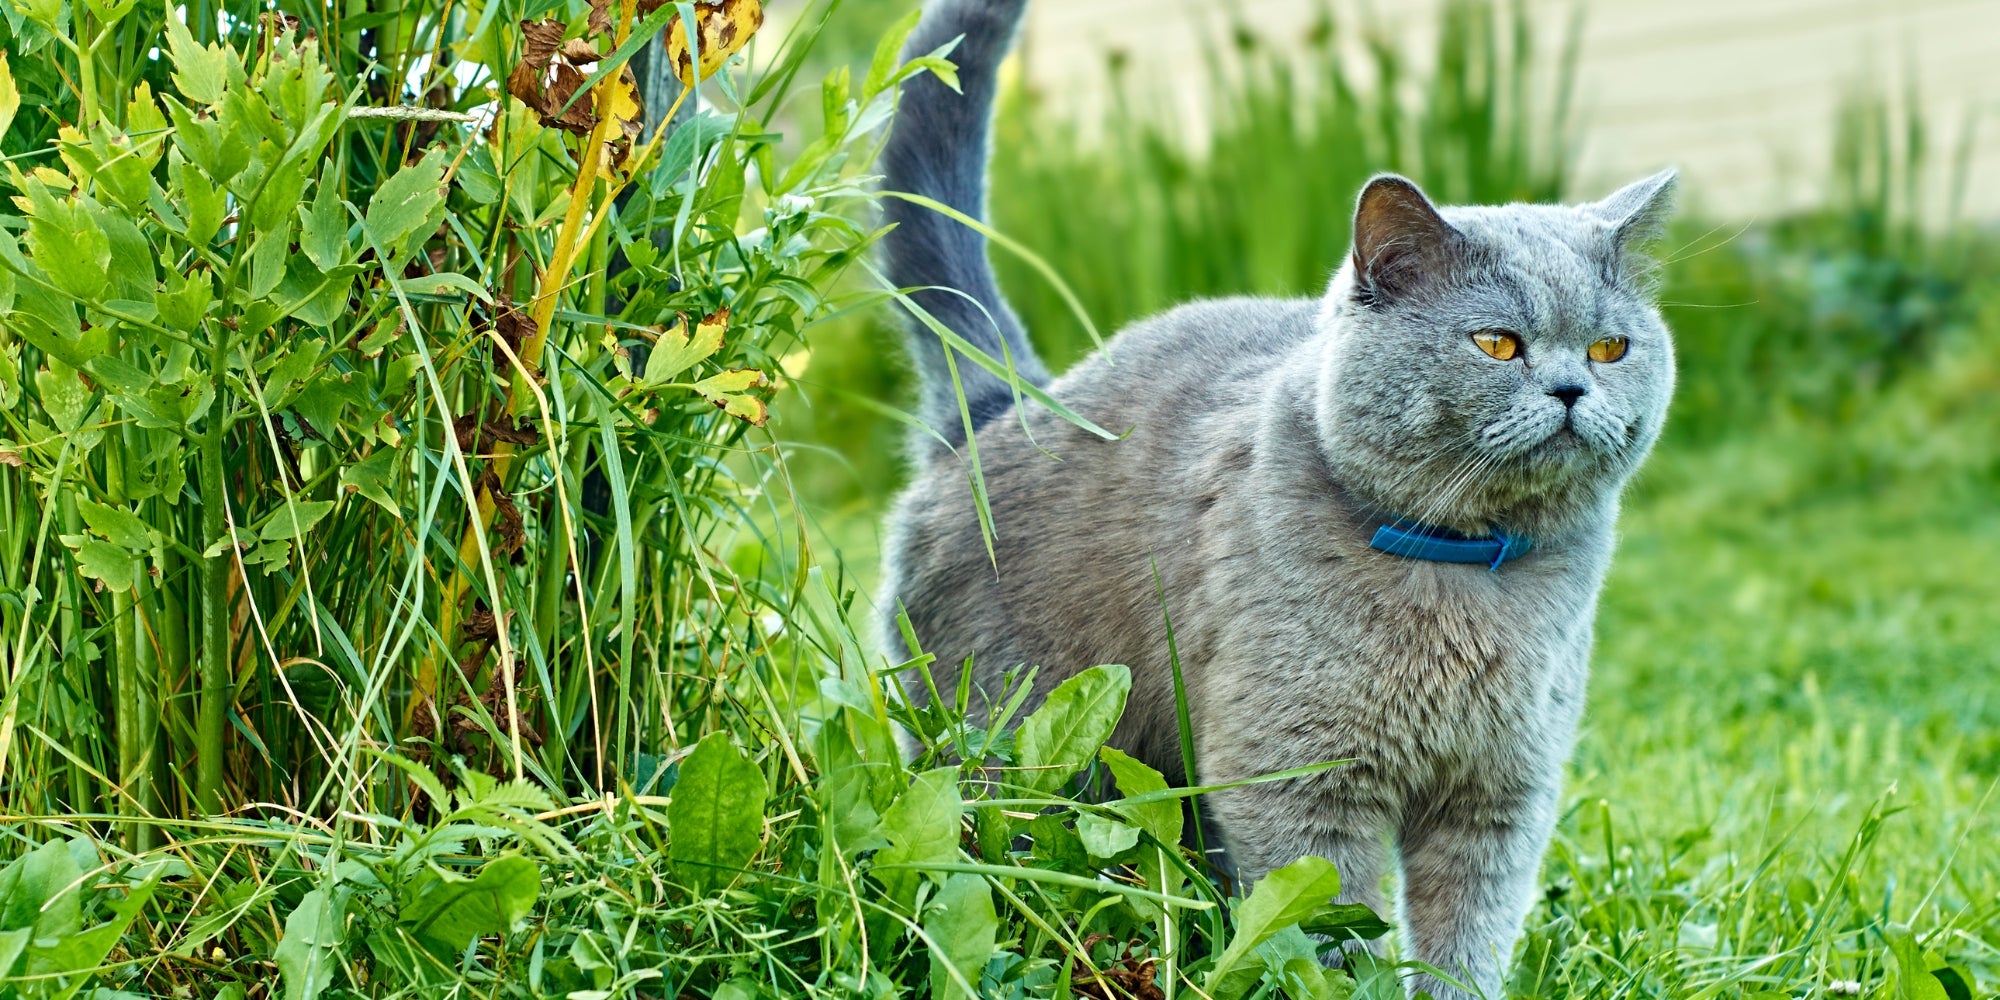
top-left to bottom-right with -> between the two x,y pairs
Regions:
1016,0 -> 2000,220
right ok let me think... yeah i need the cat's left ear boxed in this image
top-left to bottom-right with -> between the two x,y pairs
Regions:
1589,168 -> 1678,281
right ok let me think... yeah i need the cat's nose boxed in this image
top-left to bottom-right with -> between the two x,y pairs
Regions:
1548,384 -> 1586,409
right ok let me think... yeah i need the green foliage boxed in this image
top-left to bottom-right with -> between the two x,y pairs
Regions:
1012,663 -> 1131,797
1205,856 -> 1347,999
2,0 -> 1996,996
0,839 -> 158,999
665,732 -> 769,892
992,0 -> 1579,371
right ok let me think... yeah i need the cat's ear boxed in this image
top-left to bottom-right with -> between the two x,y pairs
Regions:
1590,168 -> 1678,281
1351,175 -> 1456,307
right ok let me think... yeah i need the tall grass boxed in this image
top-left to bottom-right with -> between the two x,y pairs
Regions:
990,0 -> 1581,369
0,0 -> 872,826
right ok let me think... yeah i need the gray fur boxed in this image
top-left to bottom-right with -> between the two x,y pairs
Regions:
877,3 -> 1678,997
880,0 -> 1048,457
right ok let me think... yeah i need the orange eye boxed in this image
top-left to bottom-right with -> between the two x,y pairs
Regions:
1588,336 -> 1629,363
1471,330 -> 1521,361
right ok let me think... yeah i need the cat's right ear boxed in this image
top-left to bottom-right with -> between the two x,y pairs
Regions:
1351,175 -> 1455,307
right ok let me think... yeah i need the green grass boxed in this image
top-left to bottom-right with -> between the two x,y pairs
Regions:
2,0 -> 1996,996
1520,340 -> 2000,995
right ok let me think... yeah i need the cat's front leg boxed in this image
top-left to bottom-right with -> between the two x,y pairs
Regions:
1395,784 -> 1557,1000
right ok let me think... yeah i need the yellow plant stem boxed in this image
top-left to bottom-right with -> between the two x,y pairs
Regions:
413,1 -> 690,757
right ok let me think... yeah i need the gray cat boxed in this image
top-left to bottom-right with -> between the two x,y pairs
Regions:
876,2 -> 1677,996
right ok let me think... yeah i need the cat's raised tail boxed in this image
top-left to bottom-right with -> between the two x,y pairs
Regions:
880,0 -> 1048,456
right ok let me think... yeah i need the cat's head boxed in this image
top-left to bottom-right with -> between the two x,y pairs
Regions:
1314,170 -> 1678,539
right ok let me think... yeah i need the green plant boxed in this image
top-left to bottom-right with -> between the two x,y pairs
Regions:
0,0 -> 891,822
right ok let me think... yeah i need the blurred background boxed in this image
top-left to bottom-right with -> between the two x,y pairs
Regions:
770,0 -> 2000,983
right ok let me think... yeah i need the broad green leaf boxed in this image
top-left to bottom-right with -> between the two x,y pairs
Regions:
872,767 -> 963,911
924,872 -> 996,1000
399,855 -> 540,951
1013,664 -> 1131,796
1205,856 -> 1345,1000
292,369 -> 368,437
164,14 -> 236,106
259,500 -> 335,541
83,0 -> 141,25
169,150 -> 228,245
23,183 -> 110,300
126,81 -> 169,163
34,361 -> 103,451
18,0 -> 61,33
0,927 -> 25,980
667,732 -> 768,893
155,267 -> 214,330
76,499 -> 152,549
1885,923 -> 1951,1000
1075,812 -> 1140,859
246,227 -> 290,301
1101,746 -> 1180,846
20,869 -> 159,994
274,888 -> 344,1000
299,175 -> 349,270
67,536 -> 142,590
0,839 -> 85,937
340,446 -> 401,517
91,202 -> 155,300
364,150 -> 447,250
1298,901 -> 1392,942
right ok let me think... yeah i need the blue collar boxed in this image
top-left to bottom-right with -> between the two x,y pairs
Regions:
1369,518 -> 1533,571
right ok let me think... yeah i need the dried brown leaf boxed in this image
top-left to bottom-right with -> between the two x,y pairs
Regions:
665,0 -> 763,87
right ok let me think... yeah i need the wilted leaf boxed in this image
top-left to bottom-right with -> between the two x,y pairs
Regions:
665,0 -> 764,87
644,307 -> 728,384
506,19 -> 599,135
0,52 -> 19,143
688,368 -> 768,425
